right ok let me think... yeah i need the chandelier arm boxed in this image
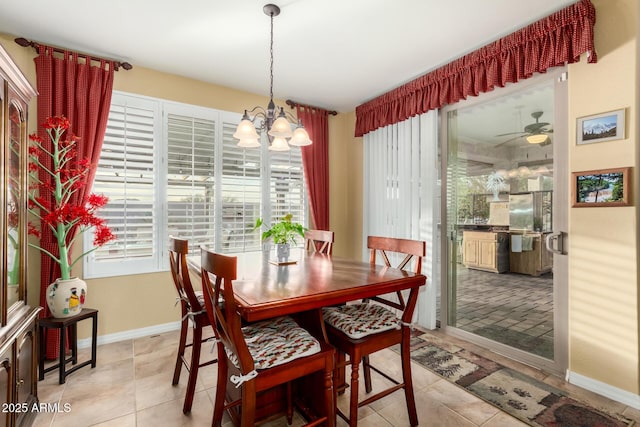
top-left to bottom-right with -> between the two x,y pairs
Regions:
245,106 -> 268,121
280,109 -> 302,124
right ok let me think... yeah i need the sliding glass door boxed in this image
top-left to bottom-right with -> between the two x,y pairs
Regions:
441,69 -> 568,374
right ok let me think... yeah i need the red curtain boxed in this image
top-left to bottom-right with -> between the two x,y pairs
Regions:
296,105 -> 330,230
34,45 -> 115,358
355,0 -> 597,137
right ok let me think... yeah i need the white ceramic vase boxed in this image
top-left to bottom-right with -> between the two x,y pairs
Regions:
46,277 -> 87,318
275,243 -> 290,263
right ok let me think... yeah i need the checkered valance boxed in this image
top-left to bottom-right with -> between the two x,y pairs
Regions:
355,0 -> 597,137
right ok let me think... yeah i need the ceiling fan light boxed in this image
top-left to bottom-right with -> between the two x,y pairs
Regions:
526,134 -> 548,144
268,116 -> 293,138
233,119 -> 259,139
268,137 -> 290,151
288,127 -> 312,146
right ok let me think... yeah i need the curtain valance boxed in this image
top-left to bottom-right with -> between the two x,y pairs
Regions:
355,0 -> 596,137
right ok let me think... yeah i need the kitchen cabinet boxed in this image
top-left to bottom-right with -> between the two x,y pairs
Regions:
0,43 -> 41,427
509,233 -> 553,276
462,231 -> 509,273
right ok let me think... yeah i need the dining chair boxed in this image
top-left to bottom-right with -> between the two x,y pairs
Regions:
169,236 -> 217,414
323,236 -> 426,427
304,229 -> 334,255
199,246 -> 336,427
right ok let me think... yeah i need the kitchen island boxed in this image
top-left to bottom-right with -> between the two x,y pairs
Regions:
461,228 -> 552,276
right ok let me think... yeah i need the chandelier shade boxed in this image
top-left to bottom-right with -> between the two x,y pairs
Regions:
289,126 -> 312,146
269,137 -> 291,151
233,4 -> 311,151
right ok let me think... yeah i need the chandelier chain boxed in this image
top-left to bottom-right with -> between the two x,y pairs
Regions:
269,10 -> 274,101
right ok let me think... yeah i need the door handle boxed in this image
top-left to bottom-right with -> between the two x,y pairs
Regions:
545,232 -> 564,255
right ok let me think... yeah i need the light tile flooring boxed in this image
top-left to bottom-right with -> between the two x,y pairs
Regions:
33,327 -> 640,427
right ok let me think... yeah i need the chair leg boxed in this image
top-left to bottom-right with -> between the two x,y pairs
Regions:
401,332 -> 418,426
183,322 -> 202,414
323,363 -> 336,427
362,355 -> 372,394
240,383 -> 257,427
173,311 -> 188,385
212,349 -> 227,427
335,351 -> 347,395
348,356 -> 361,427
286,382 -> 293,424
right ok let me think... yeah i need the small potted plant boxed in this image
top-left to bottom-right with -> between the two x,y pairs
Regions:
254,213 -> 305,262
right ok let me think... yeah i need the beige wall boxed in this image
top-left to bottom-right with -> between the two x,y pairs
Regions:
3,0 -> 639,397
567,0 -> 639,394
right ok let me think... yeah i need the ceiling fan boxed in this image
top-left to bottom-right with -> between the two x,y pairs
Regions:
495,111 -> 553,146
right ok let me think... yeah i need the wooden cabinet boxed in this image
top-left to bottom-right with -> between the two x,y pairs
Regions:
509,233 -> 553,276
0,44 -> 41,427
462,231 -> 509,273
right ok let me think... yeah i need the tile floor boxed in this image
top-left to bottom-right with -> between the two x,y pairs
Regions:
33,327 -> 640,427
454,267 -> 554,358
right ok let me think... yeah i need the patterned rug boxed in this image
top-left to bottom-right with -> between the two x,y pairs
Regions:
403,332 -> 635,427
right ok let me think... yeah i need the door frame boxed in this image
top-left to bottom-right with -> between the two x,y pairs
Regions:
438,67 -> 568,376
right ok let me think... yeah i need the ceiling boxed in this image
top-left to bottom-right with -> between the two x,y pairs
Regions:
0,0 -> 577,113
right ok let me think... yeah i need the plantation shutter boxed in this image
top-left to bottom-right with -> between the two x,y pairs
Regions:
269,149 -> 307,244
87,94 -> 158,274
166,110 -> 216,253
220,119 -> 262,252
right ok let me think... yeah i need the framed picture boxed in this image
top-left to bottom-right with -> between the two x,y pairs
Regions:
576,109 -> 625,145
572,167 -> 630,207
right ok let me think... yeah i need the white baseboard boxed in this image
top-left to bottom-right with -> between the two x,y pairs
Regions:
77,321 -> 181,349
568,370 -> 640,410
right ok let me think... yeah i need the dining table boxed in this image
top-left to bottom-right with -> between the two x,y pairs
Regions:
187,247 -> 427,424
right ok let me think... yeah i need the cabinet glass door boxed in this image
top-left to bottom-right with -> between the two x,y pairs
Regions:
6,99 -> 25,313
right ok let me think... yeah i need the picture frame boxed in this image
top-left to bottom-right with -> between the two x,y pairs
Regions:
572,167 -> 630,207
576,109 -> 625,145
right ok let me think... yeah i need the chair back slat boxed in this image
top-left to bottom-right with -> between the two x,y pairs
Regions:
200,247 -> 254,373
367,236 -> 426,313
169,236 -> 203,311
305,229 -> 334,255
367,236 -> 425,274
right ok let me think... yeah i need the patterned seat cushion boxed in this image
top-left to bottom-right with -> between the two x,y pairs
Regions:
323,303 -> 400,339
226,316 -> 321,370
194,290 -> 205,307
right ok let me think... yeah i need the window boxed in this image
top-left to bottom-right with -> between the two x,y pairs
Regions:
84,92 -> 307,278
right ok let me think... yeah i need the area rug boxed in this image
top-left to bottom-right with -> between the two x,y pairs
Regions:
402,332 -> 635,427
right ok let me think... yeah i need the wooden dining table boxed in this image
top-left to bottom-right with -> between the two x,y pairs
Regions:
187,247 -> 427,424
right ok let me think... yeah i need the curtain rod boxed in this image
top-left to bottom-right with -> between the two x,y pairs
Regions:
286,99 -> 337,116
14,37 -> 133,71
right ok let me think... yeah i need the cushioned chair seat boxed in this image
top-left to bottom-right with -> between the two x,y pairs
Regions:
194,290 -> 205,307
226,316 -> 321,369
323,303 -> 400,339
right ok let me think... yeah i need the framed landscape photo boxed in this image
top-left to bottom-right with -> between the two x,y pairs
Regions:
576,109 -> 625,145
572,167 -> 630,207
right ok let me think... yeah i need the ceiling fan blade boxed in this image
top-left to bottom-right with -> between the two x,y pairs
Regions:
524,122 -> 550,133
495,131 -> 526,137
495,135 -> 522,147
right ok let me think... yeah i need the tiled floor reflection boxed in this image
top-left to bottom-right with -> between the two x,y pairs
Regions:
33,328 -> 640,426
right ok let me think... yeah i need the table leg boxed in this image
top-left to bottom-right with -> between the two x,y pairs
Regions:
59,326 -> 66,384
91,313 -> 98,368
70,324 -> 78,365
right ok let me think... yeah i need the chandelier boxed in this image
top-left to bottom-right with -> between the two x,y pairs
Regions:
233,4 -> 312,151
